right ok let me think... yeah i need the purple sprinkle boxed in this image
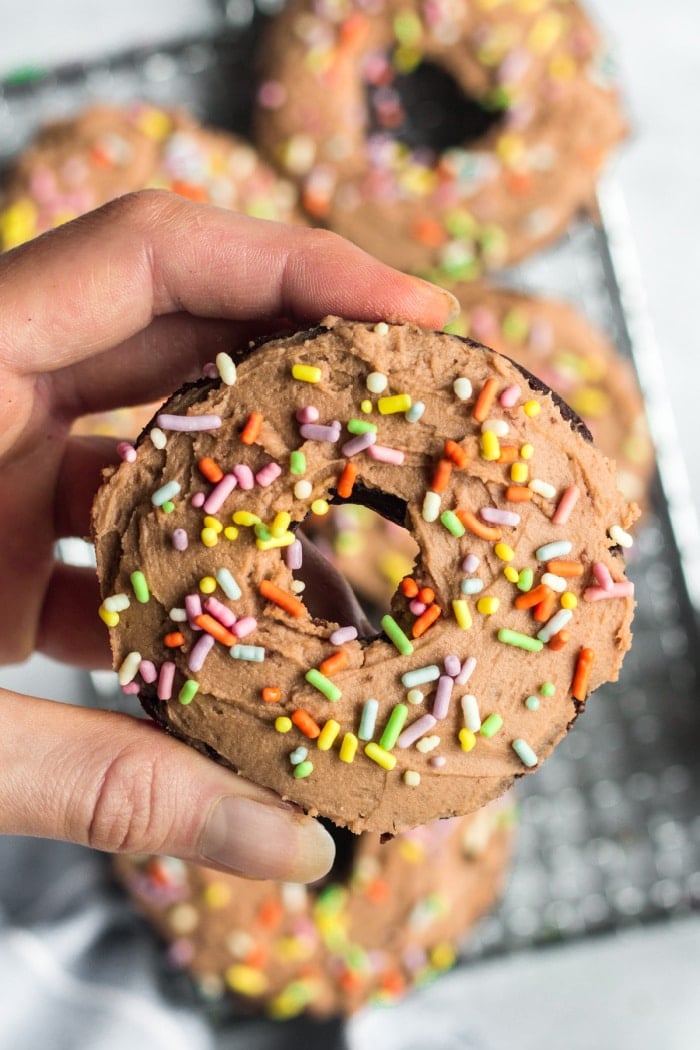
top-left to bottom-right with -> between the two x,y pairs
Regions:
172,528 -> 189,551
397,714 -> 438,749
255,462 -> 282,487
233,464 -> 254,490
157,661 -> 175,701
233,616 -> 257,638
430,755 -> 447,768
286,539 -> 303,571
156,413 -> 222,432
461,553 -> 480,573
296,405 -> 319,424
299,422 -> 341,443
121,682 -> 140,695
116,441 -> 136,463
203,596 -> 236,628
409,599 -> 427,616
342,431 -> 377,457
455,655 -> 477,686
443,654 -> 461,678
203,473 -> 237,514
329,626 -> 358,645
367,444 -> 404,465
432,676 -> 454,720
139,660 -> 157,684
480,506 -> 521,527
185,594 -> 203,631
188,633 -> 215,672
191,492 -> 205,508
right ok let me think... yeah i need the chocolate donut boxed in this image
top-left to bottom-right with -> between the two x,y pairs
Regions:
254,0 -> 626,278
92,318 -> 636,834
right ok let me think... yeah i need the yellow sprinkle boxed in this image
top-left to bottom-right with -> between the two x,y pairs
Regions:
511,461 -> 529,483
477,596 -> 500,615
364,742 -> 397,771
274,936 -> 315,962
204,882 -> 231,909
275,716 -> 293,733
452,599 -> 472,630
480,430 -> 501,461
224,526 -> 239,541
199,576 -> 217,594
494,543 -> 515,562
561,592 -> 578,609
523,400 -> 541,417
136,107 -> 172,140
339,732 -> 358,763
256,533 -> 296,550
233,511 -> 261,527
203,516 -> 223,533
431,942 -> 457,970
311,499 -> 330,516
504,565 -> 520,583
271,511 -> 292,538
201,527 -> 219,548
317,719 -> 341,751
378,393 -> 412,415
360,399 -> 373,414
0,198 -> 38,249
459,728 -> 476,752
549,53 -> 576,81
291,363 -> 322,383
225,964 -> 269,997
520,443 -> 535,460
98,606 -> 119,628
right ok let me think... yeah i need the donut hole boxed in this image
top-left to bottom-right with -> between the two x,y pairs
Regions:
367,61 -> 501,155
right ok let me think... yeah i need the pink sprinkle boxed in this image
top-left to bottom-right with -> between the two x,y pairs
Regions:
499,384 -> 522,408
121,682 -> 140,695
592,562 -> 614,590
139,660 -> 157,684
296,405 -> 319,424
203,596 -> 236,628
286,539 -> 303,571
201,361 -> 218,378
397,714 -> 438,749
409,599 -> 427,616
443,654 -> 461,677
455,656 -> 477,686
430,755 -> 447,768
233,464 -> 255,490
233,616 -> 257,638
255,462 -> 282,487
203,473 -> 237,514
584,581 -> 635,602
342,431 -> 376,457
552,485 -> 580,525
462,554 -> 480,573
156,413 -> 222,432
299,422 -> 340,442
432,676 -> 454,720
172,528 -> 189,551
157,661 -> 176,701
188,633 -> 215,672
191,492 -> 205,508
330,626 -> 358,645
185,594 -> 203,631
480,507 -> 521,527
258,79 -> 287,108
117,441 -> 137,463
367,444 -> 405,465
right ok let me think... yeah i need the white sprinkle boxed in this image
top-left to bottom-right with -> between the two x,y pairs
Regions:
149,427 -> 167,450
366,371 -> 388,394
406,688 -> 424,705
453,376 -> 472,400
216,351 -> 237,386
461,694 -> 482,732
294,480 -> 313,500
291,580 -> 306,594
481,417 -> 509,437
416,735 -> 440,753
103,593 -> 130,613
169,607 -> 188,622
529,478 -> 556,499
373,322 -> 389,335
512,738 -> 538,768
403,770 -> 421,787
609,524 -> 634,548
422,490 -> 441,522
541,572 -> 567,592
117,651 -> 142,686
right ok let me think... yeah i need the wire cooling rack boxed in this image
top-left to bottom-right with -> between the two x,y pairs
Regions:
2,13 -> 699,1045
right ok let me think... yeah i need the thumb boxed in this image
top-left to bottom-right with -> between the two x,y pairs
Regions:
0,689 -> 335,883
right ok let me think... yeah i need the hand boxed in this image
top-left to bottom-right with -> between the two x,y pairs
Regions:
0,190 -> 458,881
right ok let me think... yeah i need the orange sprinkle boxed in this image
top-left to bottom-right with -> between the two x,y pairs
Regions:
472,377 -> 499,422
339,10 -> 370,48
548,629 -> 570,651
431,458 -> 453,494
163,631 -> 185,648
319,650 -> 350,677
411,216 -> 447,248
259,579 -> 306,618
505,169 -> 534,196
257,897 -> 284,929
533,589 -> 557,623
514,584 -> 553,610
89,145 -> 114,168
546,559 -> 584,578
193,614 -> 237,647
301,189 -> 331,219
365,878 -> 390,903
337,461 -> 358,499
572,646 -> 595,701
338,971 -> 363,993
291,708 -> 321,739
261,686 -> 282,704
198,456 -> 223,483
171,179 -> 209,203
381,971 -> 406,996
240,411 -> 263,445
401,578 -> 419,598
244,945 -> 268,969
418,586 -> 435,605
443,440 -> 469,468
505,485 -> 533,502
455,509 -> 502,541
497,445 -> 519,464
412,603 -> 441,638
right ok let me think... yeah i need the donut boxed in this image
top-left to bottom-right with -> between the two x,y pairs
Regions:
92,318 -> 637,834
254,0 -> 626,278
113,798 -> 514,1018
0,102 -> 303,250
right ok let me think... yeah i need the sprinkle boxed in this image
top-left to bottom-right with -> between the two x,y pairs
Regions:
169,608 -> 187,623
240,412 -> 264,445
201,527 -> 219,548
481,507 -> 521,527
459,728 -> 476,752
535,540 -> 573,561
157,412 -> 221,431
339,733 -> 358,763
233,464 -> 255,490
364,742 -> 397,771
286,539 -> 303,571
473,377 -> 499,422
262,686 -> 282,703
336,461 -> 357,498
194,613 -> 237,647
439,510 -> 464,538
157,661 -> 175,701
117,651 -> 141,686
609,524 -> 634,548
500,384 -> 521,408
514,584 -> 552,610
216,568 -> 242,600
536,607 -> 573,643
293,761 -> 314,779
360,399 -> 373,414
523,399 -> 540,417
152,479 -> 181,507
216,352 -> 236,385
294,480 -> 313,499
232,616 -> 257,638
494,543 -> 515,562
520,443 -> 535,460
510,462 -> 529,483
512,738 -> 538,767
456,509 -> 501,541
504,566 -> 519,583
178,679 -> 199,705
149,428 -> 167,450
256,462 -> 282,487
260,580 -> 306,618
444,654 -> 461,677
432,676 -> 454,719
584,581 -> 635,601
229,644 -> 265,662
406,401 -> 426,422
117,441 -> 137,462
547,559 -> 584,578
461,694 -> 482,733
342,431 -> 377,457
462,555 -> 479,574
552,485 -> 580,525
542,572 -> 567,592
275,716 -> 292,732
378,393 -> 412,414
359,698 -> 379,740
401,578 -> 419,598
161,501 -> 175,514
292,363 -> 322,383
422,491 -> 442,522
406,688 -> 424,704
455,656 -> 477,685
329,625 -> 358,646
416,735 -> 440,753
289,747 -> 308,765
300,422 -> 340,443
481,418 -> 509,437
480,713 -> 503,738
290,450 -> 306,475
529,478 -> 556,499
453,377 -> 472,400
403,771 -> 421,786
203,474 -> 237,514
304,667 -> 341,702
185,593 -> 203,628
412,604 -> 441,638
382,614 -> 414,655
480,430 -> 501,461
199,576 -> 217,595
397,713 -> 437,748
318,650 -> 349,677
291,709 -> 320,738
317,719 -> 341,751
295,406 -> 319,424
136,661 -> 156,685
204,516 -> 223,534
347,418 -> 377,435
533,589 -> 557,622
410,600 -> 427,616
525,695 -> 540,710
130,571 -> 150,604
103,593 -> 130,613
188,633 -> 215,672
366,371 -> 388,393
517,568 -> 534,591
540,681 -> 556,697
163,631 -> 185,648
572,647 -> 594,700
367,443 -> 405,465
497,445 -> 519,464
380,704 -> 409,750
444,440 -> 469,468
498,629 -> 544,652
452,599 -> 472,630
431,459 -> 453,493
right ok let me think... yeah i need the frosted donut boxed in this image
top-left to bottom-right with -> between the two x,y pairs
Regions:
93,318 -> 636,834
254,0 -> 626,278
113,798 -> 514,1018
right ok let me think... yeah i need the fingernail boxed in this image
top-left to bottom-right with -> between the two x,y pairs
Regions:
199,795 -> 335,883
412,277 -> 461,324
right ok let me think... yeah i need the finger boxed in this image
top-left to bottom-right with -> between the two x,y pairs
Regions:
0,689 -> 335,883
55,436 -> 122,540
296,531 -> 375,637
0,190 -> 459,375
36,563 -> 112,669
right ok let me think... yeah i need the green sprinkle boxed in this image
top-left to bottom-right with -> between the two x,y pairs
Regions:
479,713 -> 504,738
178,679 -> 199,705
440,510 -> 465,538
512,738 -> 538,768
130,570 -> 150,603
305,668 -> 342,702
535,540 -> 573,561
540,682 -> 556,697
293,760 -> 314,779
517,568 -> 534,592
498,629 -> 544,652
379,704 -> 408,751
347,418 -> 377,435
162,500 -> 175,514
525,695 -> 540,711
381,614 -> 414,656
290,450 -> 306,475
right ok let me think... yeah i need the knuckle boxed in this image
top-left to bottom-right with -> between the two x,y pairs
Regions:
85,743 -> 166,855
